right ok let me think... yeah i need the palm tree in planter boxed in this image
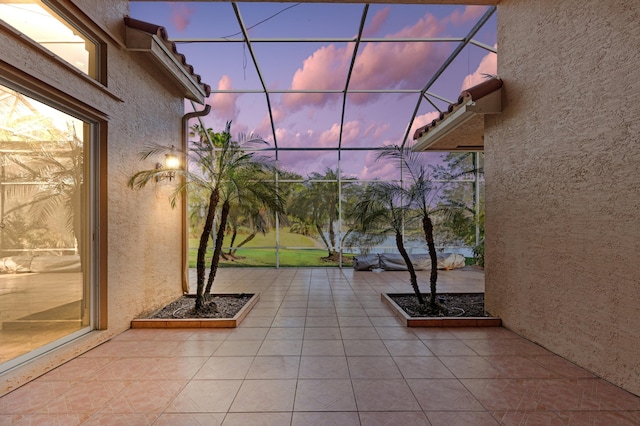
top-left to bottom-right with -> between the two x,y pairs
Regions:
351,181 -> 426,305
377,146 -> 454,311
128,121 -> 284,311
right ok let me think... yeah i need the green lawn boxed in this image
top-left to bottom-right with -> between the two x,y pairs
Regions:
188,229 -> 353,267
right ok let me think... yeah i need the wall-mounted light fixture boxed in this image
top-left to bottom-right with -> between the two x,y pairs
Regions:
156,146 -> 180,182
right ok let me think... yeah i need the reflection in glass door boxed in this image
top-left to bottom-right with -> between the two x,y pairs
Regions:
0,84 -> 93,370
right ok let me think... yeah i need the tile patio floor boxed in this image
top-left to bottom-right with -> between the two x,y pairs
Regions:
1,267 -> 639,425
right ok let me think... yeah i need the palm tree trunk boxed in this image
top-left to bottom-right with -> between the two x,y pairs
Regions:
227,224 -> 238,255
231,232 -> 257,255
328,203 -> 337,256
395,231 -> 425,305
422,215 -> 438,306
195,189 -> 219,311
205,199 -> 230,295
316,223 -> 332,257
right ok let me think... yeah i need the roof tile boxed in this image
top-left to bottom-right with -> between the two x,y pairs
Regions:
124,16 -> 211,97
413,77 -> 502,140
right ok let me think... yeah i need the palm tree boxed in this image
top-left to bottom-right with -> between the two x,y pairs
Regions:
128,122 -> 284,311
377,146 -> 451,308
351,181 -> 425,304
288,168 -> 340,259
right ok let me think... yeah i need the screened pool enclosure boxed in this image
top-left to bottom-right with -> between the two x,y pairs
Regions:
129,2 -> 496,268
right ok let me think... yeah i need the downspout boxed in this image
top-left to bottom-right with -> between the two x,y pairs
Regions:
181,104 -> 211,293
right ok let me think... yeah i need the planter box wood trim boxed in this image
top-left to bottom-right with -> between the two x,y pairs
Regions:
381,293 -> 501,327
131,293 -> 260,329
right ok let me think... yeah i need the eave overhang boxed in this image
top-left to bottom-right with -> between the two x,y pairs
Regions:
124,17 -> 210,104
412,77 -> 502,152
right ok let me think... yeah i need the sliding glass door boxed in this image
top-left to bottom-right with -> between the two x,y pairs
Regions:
0,83 -> 95,371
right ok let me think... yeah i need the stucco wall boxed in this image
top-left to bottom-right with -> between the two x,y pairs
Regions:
485,0 -> 640,396
0,0 -> 187,394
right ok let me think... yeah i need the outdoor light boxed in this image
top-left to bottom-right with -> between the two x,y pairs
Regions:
156,146 -> 180,182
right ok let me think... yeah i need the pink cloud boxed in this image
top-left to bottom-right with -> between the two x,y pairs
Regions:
447,6 -> 486,26
460,50 -> 497,91
282,44 -> 352,110
169,4 -> 195,32
282,12 -> 447,111
208,75 -> 239,122
317,121 -> 361,148
362,7 -> 390,38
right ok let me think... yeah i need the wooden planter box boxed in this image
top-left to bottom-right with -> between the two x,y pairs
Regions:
131,293 -> 260,329
382,293 -> 501,327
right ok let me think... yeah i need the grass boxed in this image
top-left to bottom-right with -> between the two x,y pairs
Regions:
188,229 -> 352,268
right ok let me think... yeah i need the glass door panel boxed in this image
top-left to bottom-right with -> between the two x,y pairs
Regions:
0,84 -> 91,368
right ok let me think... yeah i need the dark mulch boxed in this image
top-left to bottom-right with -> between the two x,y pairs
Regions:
149,294 -> 253,319
389,293 -> 487,317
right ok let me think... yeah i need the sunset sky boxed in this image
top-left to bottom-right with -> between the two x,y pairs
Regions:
130,2 -> 497,179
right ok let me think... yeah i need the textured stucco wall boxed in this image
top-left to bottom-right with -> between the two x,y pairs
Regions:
485,0 -> 640,396
0,0 -> 187,394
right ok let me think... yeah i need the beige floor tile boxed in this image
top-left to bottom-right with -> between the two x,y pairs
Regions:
304,327 -> 341,340
238,316 -> 274,328
187,329 -> 232,341
165,380 -> 242,413
352,379 -> 421,411
394,356 -> 455,379
0,380 -> 75,414
98,380 -> 186,414
462,338 -> 551,356
245,356 -> 300,379
439,356 -> 502,379
265,327 -> 305,340
301,340 -> 345,356
257,339 -> 303,356
426,411 -> 499,426
347,356 -> 403,379
375,326 -> 418,340
383,340 -> 433,357
305,317 -> 340,327
343,339 -> 389,356
142,357 -> 209,380
423,339 -> 478,356
307,308 -> 337,317
294,379 -> 357,411
338,316 -> 373,327
335,308 -> 367,316
407,378 -> 485,411
369,316 -> 404,327
225,328 -> 269,341
0,413 -> 91,425
271,316 -> 306,327
154,413 -> 225,425
171,339 -> 223,356
229,379 -> 297,412
291,411 -> 360,426
213,340 -> 262,356
40,357 -> 113,381
39,380 -> 129,414
221,412 -> 292,425
277,308 -> 307,317
340,327 -> 380,340
299,356 -> 349,379
359,411 -> 430,426
83,413 -> 159,425
194,357 -> 254,379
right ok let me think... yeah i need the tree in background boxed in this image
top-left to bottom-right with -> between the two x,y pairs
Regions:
435,152 -> 484,266
288,168 -> 340,259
